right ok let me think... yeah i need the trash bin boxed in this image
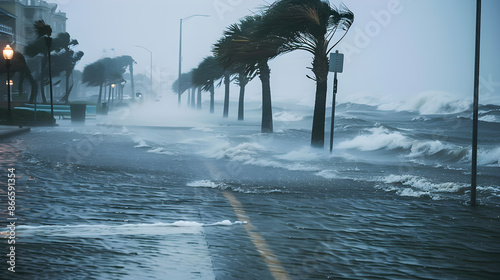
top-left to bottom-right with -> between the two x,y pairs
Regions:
70,104 -> 86,123
100,102 -> 108,115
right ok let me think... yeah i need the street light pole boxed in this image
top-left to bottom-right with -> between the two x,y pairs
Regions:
3,45 -> 14,123
135,46 -> 153,101
471,0 -> 482,207
178,14 -> 209,106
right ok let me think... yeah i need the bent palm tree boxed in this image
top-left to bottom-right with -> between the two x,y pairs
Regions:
214,26 -> 256,121
191,56 -> 224,114
214,15 -> 287,132
263,0 -> 354,147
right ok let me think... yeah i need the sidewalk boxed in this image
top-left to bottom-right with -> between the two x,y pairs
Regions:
0,125 -> 31,140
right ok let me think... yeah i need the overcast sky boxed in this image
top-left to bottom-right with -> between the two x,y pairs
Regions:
55,0 -> 499,106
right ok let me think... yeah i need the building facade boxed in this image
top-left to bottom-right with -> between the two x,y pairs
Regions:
0,0 -> 67,52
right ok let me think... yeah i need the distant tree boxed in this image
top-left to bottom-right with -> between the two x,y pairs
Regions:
191,56 -> 224,114
82,56 -> 135,105
213,20 -> 259,121
0,52 -> 37,102
172,71 -> 193,102
82,61 -> 106,104
50,32 -> 84,104
214,15 -> 288,132
24,25 -> 50,103
262,0 -> 354,147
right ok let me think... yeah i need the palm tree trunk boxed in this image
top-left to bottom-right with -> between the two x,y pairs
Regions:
197,87 -> 202,110
40,63 -> 47,103
210,83 -> 215,114
311,44 -> 330,148
61,71 -> 71,104
238,77 -> 247,121
26,68 -> 38,103
97,83 -> 103,105
130,63 -> 135,100
187,87 -> 191,106
223,71 -> 230,118
191,87 -> 196,109
259,61 -> 273,133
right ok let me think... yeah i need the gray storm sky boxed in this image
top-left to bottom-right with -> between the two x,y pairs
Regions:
56,0 -> 499,106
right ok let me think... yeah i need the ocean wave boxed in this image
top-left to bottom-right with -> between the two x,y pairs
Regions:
147,147 -> 174,155
186,180 -> 289,194
276,147 -> 320,161
377,174 -> 468,200
133,139 -> 151,148
337,126 -> 412,151
476,147 -> 500,166
479,115 -> 498,123
377,91 -> 471,114
273,111 -> 306,122
408,140 -> 465,159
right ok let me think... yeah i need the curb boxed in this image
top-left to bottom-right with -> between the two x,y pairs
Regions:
0,127 -> 31,140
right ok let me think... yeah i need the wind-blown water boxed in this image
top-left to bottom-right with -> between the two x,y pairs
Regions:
1,95 -> 499,279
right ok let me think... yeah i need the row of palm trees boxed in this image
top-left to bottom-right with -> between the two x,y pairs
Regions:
175,0 -> 354,147
81,56 -> 136,106
0,20 -> 84,105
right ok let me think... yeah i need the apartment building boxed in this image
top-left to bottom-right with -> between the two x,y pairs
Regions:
0,0 -> 67,52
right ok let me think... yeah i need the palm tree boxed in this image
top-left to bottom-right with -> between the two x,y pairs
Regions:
214,30 -> 256,121
214,15 -> 287,132
262,0 -> 354,147
24,25 -> 51,103
82,61 -> 106,104
51,32 -> 84,104
191,56 -> 224,114
172,71 -> 193,102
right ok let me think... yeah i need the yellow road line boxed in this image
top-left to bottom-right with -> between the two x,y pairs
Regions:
223,191 -> 290,280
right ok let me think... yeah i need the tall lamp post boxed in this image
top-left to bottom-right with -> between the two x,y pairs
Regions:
3,45 -> 14,123
178,14 -> 209,106
43,36 -> 55,120
135,45 -> 153,101
470,0 -> 482,207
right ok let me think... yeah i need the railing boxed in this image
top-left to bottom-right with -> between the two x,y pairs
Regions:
0,24 -> 13,35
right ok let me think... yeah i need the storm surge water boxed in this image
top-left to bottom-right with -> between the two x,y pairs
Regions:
3,96 -> 500,279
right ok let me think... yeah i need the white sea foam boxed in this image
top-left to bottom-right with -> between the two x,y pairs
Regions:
147,147 -> 174,155
187,180 -> 224,189
379,91 -> 471,114
276,147 -> 319,161
337,127 -> 412,151
378,174 -> 467,199
10,220 -> 244,237
273,111 -> 305,122
133,139 -> 151,148
409,140 -> 453,157
479,115 -> 498,123
478,147 -> 500,166
316,170 -> 339,179
191,127 -> 215,132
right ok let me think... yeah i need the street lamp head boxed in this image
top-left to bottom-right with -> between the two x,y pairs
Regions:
3,45 -> 14,60
111,84 -> 116,88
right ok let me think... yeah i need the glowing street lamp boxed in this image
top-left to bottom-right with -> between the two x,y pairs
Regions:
3,45 -> 14,123
111,83 -> 116,103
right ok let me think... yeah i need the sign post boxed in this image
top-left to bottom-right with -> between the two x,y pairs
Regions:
329,50 -> 344,153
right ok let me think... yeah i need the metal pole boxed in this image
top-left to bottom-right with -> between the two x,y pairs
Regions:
330,71 -> 338,153
177,15 -> 209,107
150,51 -> 153,100
471,0 -> 481,207
178,18 -> 183,106
46,37 -> 54,120
6,60 -> 12,123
